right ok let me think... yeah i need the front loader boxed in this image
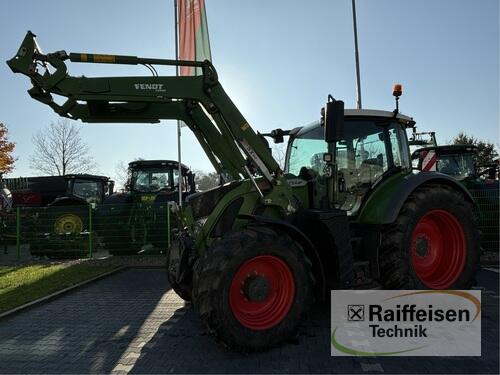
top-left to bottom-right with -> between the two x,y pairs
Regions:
8,31 -> 480,351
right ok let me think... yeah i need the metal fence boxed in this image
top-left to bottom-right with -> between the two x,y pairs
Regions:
0,189 -> 498,260
470,189 -> 499,253
0,202 -> 173,260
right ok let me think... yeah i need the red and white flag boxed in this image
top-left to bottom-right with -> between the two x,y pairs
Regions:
178,0 -> 212,76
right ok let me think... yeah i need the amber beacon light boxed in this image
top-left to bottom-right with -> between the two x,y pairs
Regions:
392,83 -> 403,97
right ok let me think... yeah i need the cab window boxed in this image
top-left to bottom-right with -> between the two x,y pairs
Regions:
287,126 -> 327,176
72,179 -> 102,204
286,119 -> 410,213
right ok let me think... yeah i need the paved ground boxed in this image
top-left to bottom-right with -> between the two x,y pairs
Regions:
0,268 -> 498,374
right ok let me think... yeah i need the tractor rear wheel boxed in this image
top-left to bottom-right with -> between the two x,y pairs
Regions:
32,205 -> 89,259
192,227 -> 313,351
379,184 -> 480,289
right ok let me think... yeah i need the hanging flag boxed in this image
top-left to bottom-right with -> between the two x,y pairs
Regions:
178,0 -> 212,76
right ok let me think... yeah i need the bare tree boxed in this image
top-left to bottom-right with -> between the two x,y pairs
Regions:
114,158 -> 146,191
114,161 -> 129,191
272,144 -> 287,170
30,119 -> 98,176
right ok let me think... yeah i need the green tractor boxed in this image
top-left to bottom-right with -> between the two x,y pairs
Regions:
2,173 -> 113,258
412,144 -> 499,253
8,32 -> 480,350
97,159 -> 196,255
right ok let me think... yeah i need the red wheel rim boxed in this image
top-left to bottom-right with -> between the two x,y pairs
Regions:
411,209 -> 467,289
229,255 -> 295,330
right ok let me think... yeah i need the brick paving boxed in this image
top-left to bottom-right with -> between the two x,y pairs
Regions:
0,269 -> 498,374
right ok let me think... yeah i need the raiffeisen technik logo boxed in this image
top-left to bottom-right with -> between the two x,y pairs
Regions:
368,302 -> 473,338
331,290 -> 481,356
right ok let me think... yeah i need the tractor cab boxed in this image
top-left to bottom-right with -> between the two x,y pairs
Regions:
65,174 -> 113,205
411,145 -> 477,181
3,174 -> 112,207
285,109 -> 414,215
126,160 -> 195,201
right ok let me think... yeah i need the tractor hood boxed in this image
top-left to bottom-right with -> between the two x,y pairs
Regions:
186,181 -> 242,219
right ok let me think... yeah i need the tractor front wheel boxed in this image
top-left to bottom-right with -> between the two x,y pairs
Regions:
166,244 -> 193,301
192,227 -> 313,351
379,184 -> 480,289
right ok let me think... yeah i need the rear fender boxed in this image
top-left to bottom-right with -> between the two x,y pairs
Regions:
358,172 -> 475,225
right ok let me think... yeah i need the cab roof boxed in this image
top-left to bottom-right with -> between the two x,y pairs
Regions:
128,159 -> 190,173
64,174 -> 110,182
344,109 -> 413,122
293,109 -> 415,137
413,144 -> 478,155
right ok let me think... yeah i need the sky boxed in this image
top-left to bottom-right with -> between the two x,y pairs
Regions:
0,0 -> 498,182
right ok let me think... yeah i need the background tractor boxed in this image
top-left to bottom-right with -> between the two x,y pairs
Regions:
2,173 -> 113,258
97,159 -> 196,255
412,144 -> 499,253
8,32 -> 481,351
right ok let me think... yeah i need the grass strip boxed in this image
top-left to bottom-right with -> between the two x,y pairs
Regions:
0,264 -> 117,313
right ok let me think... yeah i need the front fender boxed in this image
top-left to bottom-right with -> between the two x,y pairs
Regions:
357,171 -> 475,225
48,196 -> 87,207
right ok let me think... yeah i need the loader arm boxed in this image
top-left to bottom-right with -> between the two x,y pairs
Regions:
7,31 -> 283,187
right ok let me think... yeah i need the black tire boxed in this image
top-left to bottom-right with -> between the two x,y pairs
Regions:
166,247 -> 192,301
192,226 -> 314,351
379,184 -> 480,289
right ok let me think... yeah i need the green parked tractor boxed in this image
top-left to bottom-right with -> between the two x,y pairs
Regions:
412,144 -> 499,253
2,173 -> 113,258
8,32 -> 480,351
98,159 -> 195,254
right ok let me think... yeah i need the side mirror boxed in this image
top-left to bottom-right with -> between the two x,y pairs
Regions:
108,181 -> 115,195
324,99 -> 345,143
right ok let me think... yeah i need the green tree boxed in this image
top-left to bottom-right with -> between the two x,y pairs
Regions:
194,170 -> 219,191
452,132 -> 499,166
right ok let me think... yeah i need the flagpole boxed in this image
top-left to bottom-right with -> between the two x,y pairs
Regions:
351,0 -> 362,109
174,0 -> 183,207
